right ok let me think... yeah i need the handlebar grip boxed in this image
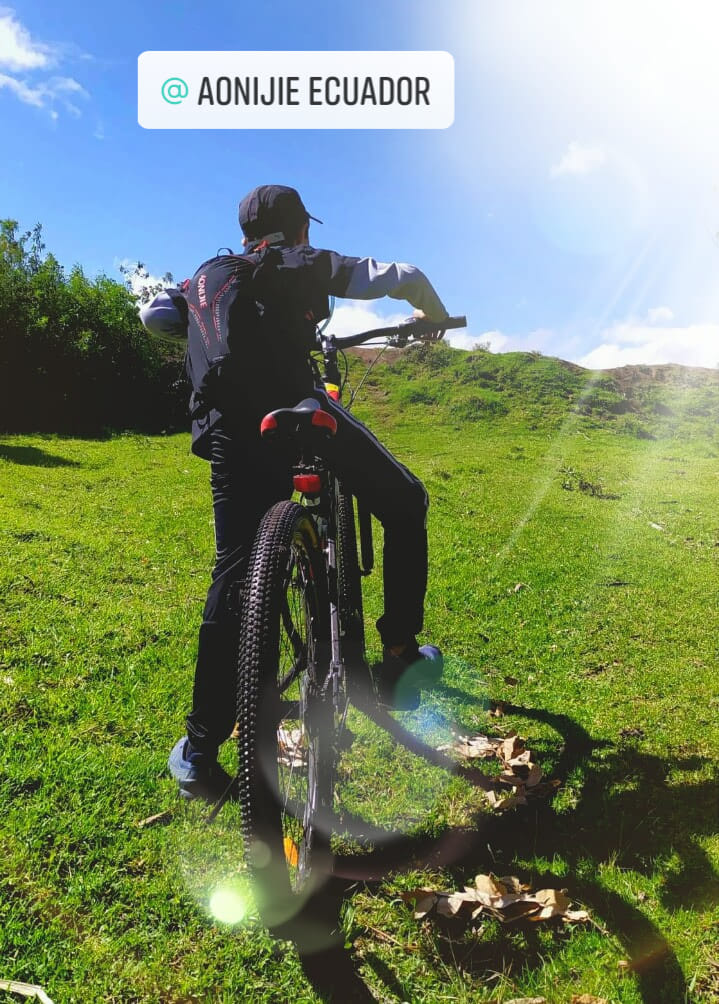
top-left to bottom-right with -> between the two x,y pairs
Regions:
406,315 -> 467,337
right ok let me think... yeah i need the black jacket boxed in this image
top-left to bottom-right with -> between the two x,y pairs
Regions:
141,243 -> 448,458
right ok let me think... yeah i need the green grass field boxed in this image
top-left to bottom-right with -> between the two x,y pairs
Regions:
1,347 -> 718,1003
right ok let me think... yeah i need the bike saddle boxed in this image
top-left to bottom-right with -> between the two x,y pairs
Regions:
260,398 -> 337,438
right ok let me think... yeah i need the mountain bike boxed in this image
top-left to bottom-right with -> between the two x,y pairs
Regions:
235,313 -> 467,931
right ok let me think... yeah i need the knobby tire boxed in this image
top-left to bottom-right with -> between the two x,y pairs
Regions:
237,500 -> 333,932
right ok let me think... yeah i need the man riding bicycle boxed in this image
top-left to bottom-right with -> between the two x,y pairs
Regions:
141,184 -> 452,802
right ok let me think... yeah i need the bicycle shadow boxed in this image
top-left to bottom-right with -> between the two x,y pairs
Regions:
291,693 -> 718,1003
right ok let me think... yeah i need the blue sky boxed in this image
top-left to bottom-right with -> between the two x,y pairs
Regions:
2,0 -> 719,367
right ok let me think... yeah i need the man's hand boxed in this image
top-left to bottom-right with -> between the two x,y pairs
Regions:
411,309 -> 448,342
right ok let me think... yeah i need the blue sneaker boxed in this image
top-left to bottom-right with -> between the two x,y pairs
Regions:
376,642 -> 444,710
167,736 -> 237,804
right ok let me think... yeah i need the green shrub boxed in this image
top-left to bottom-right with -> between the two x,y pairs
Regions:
450,392 -> 509,420
393,382 -> 442,406
0,220 -> 186,434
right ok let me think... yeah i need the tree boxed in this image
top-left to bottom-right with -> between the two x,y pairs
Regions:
0,221 -> 186,434
118,261 -> 174,305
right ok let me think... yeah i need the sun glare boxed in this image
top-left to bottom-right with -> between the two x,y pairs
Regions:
208,882 -> 249,925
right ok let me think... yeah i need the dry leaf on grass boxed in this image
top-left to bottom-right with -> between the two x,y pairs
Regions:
277,728 -> 307,768
0,981 -> 55,1004
504,998 -> 547,1004
571,995 -> 610,1004
408,892 -> 437,919
401,874 -> 590,927
500,735 -> 524,761
485,790 -> 526,811
439,732 -> 558,811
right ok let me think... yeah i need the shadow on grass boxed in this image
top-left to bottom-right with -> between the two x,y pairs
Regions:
289,692 -> 718,1002
0,443 -> 81,467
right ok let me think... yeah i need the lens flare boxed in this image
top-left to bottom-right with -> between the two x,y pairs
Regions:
208,882 -> 248,925
251,838 -> 272,869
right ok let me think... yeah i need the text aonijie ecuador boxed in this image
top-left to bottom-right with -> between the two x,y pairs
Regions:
196,75 -> 431,106
138,52 -> 454,129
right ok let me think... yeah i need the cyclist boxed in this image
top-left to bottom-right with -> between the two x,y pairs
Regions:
142,184 -> 451,802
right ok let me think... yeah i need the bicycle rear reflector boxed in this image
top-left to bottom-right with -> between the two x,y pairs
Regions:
311,410 -> 337,435
293,474 -> 322,494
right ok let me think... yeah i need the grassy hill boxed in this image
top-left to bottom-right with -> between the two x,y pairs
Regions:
347,342 -> 719,442
1,346 -> 718,1003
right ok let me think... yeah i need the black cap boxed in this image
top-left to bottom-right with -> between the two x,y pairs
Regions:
238,185 -> 323,241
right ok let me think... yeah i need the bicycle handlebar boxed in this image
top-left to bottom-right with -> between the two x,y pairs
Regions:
327,315 -> 467,350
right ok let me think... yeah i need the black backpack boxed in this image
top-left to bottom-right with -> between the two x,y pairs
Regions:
185,246 -> 328,423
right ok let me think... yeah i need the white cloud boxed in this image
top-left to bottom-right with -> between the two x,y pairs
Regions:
445,326 -> 563,356
0,7 -> 54,70
646,306 -> 674,325
579,307 -> 719,369
0,9 -> 90,118
446,329 -> 509,352
434,309 -> 719,369
550,142 -> 608,178
325,300 -> 408,339
470,309 -> 718,369
51,76 -> 86,95
0,71 -> 88,113
0,71 -> 42,105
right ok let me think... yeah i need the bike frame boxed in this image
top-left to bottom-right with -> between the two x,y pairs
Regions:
291,315 -> 466,707
292,335 -> 353,714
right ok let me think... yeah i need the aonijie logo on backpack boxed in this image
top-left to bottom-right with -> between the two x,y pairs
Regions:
198,274 -> 208,307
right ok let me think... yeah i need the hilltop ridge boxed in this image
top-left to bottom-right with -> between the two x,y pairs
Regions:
345,343 -> 719,441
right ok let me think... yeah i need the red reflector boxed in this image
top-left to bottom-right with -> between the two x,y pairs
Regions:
260,414 -> 278,436
328,389 -> 340,401
293,474 -> 322,494
311,410 -> 337,435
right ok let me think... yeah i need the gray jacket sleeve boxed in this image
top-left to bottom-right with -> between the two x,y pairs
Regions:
343,258 -> 449,322
139,289 -> 188,340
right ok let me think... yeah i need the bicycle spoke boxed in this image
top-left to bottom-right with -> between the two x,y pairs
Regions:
273,542 -> 320,888
280,592 -> 305,662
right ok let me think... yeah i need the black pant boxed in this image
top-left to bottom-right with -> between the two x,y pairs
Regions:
186,390 -> 429,754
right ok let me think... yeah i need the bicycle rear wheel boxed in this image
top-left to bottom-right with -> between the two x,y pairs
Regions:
237,500 -> 334,930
